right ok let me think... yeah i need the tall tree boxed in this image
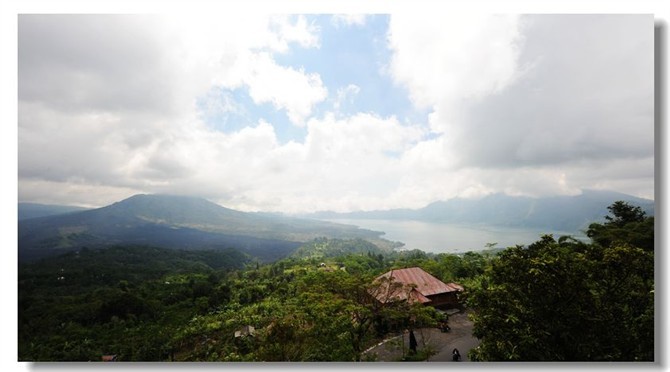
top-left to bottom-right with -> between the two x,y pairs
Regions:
587,200 -> 654,251
604,201 -> 646,226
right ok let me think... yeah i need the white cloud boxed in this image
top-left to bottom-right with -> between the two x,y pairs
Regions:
107,112 -> 427,213
386,14 -> 654,200
242,52 -> 328,126
332,14 -> 368,28
19,15 -> 184,115
18,14 -> 329,207
19,101 -> 132,184
270,15 -> 321,51
448,15 -> 653,170
160,14 -> 327,126
223,113 -> 426,213
198,89 -> 250,127
333,84 -> 360,111
387,13 -> 523,133
18,179 -> 143,209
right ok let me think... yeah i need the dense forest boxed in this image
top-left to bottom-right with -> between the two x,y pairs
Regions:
18,202 -> 654,361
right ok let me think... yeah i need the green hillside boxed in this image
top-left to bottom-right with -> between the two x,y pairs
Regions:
18,194 -> 386,262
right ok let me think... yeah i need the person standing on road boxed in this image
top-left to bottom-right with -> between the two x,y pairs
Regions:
409,330 -> 418,355
452,348 -> 461,361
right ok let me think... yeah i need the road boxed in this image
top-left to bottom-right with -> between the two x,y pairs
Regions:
363,310 -> 480,362
430,332 -> 480,362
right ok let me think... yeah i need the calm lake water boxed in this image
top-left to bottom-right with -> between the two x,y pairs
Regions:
324,218 -> 584,254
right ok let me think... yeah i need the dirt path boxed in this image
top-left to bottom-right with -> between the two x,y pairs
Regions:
363,310 -> 479,362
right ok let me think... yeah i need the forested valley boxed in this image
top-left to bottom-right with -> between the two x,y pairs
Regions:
18,202 -> 654,362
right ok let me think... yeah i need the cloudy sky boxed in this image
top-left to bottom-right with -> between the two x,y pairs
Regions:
17,13 -> 654,213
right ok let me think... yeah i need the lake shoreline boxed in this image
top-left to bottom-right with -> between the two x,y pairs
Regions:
319,218 -> 586,254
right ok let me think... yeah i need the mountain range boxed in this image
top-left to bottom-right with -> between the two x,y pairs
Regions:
304,190 -> 654,233
18,190 -> 654,262
18,194 -> 384,262
18,203 -> 90,220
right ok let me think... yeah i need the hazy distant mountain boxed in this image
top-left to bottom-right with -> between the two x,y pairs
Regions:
18,194 -> 383,262
307,190 -> 654,233
18,203 -> 90,220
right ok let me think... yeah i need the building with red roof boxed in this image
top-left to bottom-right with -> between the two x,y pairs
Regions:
371,267 -> 463,309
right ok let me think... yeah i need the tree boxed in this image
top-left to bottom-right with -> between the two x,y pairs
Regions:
468,216 -> 654,361
604,201 -> 646,227
587,201 -> 654,251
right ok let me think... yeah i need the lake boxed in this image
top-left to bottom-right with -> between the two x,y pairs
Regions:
324,218 -> 584,254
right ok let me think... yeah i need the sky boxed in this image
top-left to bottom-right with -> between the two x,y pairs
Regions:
17,13 -> 655,213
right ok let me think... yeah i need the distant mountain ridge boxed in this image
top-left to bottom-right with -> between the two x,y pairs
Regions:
18,190 -> 654,262
306,190 -> 654,233
18,194 -> 384,262
18,203 -> 90,220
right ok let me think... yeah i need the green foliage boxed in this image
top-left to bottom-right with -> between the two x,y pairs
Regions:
291,237 -> 388,260
587,200 -> 654,251
604,201 -> 647,227
24,209 -> 653,363
18,245 -> 248,361
19,241 -> 455,362
468,203 -> 654,362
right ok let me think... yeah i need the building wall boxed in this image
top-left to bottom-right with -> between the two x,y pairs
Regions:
427,292 -> 460,309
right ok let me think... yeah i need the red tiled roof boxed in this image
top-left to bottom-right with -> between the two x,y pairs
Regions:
372,267 -> 463,303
